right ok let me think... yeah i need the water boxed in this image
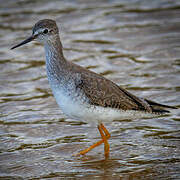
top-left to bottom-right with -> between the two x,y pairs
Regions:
0,0 -> 180,179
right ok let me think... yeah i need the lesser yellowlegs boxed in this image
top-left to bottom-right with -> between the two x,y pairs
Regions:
11,19 -> 177,159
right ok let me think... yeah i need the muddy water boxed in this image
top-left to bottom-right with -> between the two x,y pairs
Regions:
0,0 -> 180,179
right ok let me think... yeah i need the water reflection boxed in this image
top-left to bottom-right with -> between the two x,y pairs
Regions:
0,0 -> 180,179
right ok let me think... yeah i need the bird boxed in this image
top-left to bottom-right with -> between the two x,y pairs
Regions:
11,19 -> 177,159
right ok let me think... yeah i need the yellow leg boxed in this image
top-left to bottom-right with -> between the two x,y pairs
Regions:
100,123 -> 111,139
98,124 -> 110,159
74,123 -> 111,159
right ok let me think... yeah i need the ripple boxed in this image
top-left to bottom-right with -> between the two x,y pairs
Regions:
0,0 -> 180,179
73,39 -> 115,44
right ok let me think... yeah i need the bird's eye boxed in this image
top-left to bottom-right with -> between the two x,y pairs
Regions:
43,29 -> 48,34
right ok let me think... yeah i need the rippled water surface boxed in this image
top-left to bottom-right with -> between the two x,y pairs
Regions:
0,0 -> 180,179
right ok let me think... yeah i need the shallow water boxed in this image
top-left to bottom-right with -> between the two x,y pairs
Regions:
0,0 -> 180,179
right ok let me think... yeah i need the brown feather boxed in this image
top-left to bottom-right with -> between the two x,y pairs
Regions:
69,62 -> 154,113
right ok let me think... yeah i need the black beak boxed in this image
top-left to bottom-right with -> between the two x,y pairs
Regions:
11,35 -> 37,50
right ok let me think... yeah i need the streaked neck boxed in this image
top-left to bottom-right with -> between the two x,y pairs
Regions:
44,35 -> 67,67
44,35 -> 68,83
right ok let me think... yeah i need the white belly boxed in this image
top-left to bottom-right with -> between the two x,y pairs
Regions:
52,88 -> 154,123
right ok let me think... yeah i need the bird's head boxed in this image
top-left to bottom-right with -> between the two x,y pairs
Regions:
11,19 -> 59,49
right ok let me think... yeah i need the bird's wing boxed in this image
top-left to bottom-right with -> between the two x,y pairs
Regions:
70,63 -> 152,112
77,74 -> 152,112
69,62 -> 175,114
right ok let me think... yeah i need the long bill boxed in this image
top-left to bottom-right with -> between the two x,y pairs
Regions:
11,35 -> 37,50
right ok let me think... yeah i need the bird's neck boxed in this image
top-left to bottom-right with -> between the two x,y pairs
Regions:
44,35 -> 67,67
44,35 -> 69,84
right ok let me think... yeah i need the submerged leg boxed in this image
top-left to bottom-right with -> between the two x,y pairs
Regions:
74,123 -> 111,158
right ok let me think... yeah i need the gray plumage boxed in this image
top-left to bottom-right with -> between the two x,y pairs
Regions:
11,19 -> 177,119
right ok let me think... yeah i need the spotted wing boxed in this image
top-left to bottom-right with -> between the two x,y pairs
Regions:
75,71 -> 152,112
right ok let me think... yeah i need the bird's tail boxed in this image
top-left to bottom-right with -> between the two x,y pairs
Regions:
144,99 -> 177,114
